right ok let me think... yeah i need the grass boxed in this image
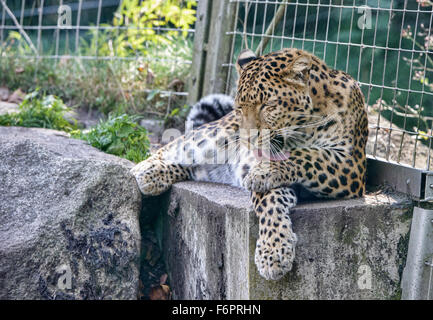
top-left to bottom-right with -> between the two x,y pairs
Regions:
0,23 -> 193,163
0,33 -> 193,120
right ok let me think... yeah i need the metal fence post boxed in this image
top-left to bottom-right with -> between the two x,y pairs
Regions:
401,206 -> 433,300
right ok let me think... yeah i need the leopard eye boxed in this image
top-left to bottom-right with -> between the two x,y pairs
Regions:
260,104 -> 276,115
267,99 -> 279,106
259,106 -> 275,125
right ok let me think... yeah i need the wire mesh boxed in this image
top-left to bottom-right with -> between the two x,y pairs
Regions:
0,0 -> 196,120
223,0 -> 433,171
2,0 -> 433,171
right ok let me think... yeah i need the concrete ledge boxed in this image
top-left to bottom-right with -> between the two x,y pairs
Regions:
153,182 -> 413,300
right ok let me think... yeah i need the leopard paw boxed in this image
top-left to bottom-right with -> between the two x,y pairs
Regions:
254,227 -> 297,280
243,162 -> 278,192
131,159 -> 171,196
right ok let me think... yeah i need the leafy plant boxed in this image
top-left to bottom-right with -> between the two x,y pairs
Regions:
2,31 -> 33,55
0,90 -> 150,162
72,114 -> 150,163
0,90 -> 78,132
1,0 -> 194,121
85,0 -> 197,57
164,103 -> 191,129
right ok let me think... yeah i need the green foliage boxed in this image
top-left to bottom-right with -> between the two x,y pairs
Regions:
0,90 -> 77,132
85,0 -> 197,57
4,31 -> 32,55
72,114 -> 150,163
0,90 -> 150,163
0,1 -> 195,121
164,103 -> 191,128
0,39 -> 192,117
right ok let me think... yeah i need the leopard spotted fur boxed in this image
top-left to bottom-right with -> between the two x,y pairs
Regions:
131,48 -> 368,280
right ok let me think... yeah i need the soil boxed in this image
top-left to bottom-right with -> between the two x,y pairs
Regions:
367,110 -> 433,170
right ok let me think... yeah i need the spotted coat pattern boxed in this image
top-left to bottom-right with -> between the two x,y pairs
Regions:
131,48 -> 368,280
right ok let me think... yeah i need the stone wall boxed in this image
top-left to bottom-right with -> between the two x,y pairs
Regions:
156,181 -> 413,300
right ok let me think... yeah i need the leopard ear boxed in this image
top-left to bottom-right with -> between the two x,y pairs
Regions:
236,49 -> 257,74
283,54 -> 312,87
292,54 -> 312,74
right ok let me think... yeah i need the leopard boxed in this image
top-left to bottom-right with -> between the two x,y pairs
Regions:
131,48 -> 368,281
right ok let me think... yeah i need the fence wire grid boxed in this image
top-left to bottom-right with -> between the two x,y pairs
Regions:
222,0 -> 433,171
1,0 -> 433,172
0,0 -> 195,120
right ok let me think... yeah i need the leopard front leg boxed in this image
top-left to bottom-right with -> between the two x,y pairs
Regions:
252,187 -> 298,280
244,147 -> 366,198
132,111 -> 241,196
131,152 -> 189,196
243,160 -> 284,193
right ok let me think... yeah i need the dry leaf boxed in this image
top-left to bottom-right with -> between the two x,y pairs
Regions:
149,284 -> 171,300
138,279 -> 145,300
160,273 -> 168,285
167,79 -> 184,92
8,88 -> 25,104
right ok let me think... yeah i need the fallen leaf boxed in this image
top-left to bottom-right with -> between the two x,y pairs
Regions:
138,279 -> 145,300
160,273 -> 168,285
8,88 -> 25,104
167,79 -> 184,92
149,284 -> 171,300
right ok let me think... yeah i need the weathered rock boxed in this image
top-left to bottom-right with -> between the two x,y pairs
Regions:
70,108 -> 104,129
160,181 -> 413,300
140,119 -> 165,151
140,119 -> 164,138
0,127 -> 142,300
0,87 -> 10,101
0,101 -> 19,115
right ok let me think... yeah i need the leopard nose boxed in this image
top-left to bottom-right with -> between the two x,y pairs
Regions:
240,128 -> 260,146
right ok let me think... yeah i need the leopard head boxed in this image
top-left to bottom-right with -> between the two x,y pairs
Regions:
234,48 -> 313,160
